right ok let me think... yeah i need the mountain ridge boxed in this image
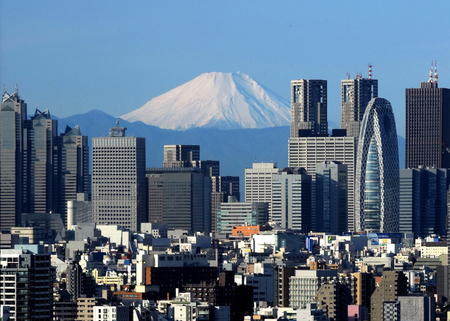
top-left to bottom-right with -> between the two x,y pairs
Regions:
120,71 -> 291,130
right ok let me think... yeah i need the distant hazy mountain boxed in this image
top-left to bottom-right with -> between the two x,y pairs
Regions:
57,110 -> 406,192
120,72 -> 291,130
58,110 -> 290,179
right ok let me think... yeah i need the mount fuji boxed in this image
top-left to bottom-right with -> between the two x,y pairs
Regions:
120,72 -> 291,130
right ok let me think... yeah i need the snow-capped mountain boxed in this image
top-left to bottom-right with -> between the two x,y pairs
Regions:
120,72 -> 291,130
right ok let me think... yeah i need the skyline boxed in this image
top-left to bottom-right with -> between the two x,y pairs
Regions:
3,2 -> 450,137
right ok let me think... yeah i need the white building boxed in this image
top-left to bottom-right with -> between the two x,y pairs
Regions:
93,305 -> 129,321
289,269 -> 337,309
245,162 -> 279,219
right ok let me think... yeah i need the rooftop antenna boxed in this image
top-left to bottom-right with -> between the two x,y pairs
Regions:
428,61 -> 433,82
434,60 -> 438,84
3,84 -> 6,94
368,64 -> 373,80
15,83 -> 18,95
346,72 -> 350,80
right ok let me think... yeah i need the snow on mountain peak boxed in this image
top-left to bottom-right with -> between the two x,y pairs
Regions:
120,72 -> 290,130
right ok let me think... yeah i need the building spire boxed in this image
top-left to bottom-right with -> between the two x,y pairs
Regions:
428,61 -> 433,82
434,60 -> 438,84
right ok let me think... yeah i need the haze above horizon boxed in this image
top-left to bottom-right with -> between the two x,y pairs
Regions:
2,1 -> 450,137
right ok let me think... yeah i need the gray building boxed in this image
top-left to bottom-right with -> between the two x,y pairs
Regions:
355,98 -> 399,233
399,167 -> 450,238
288,135 -> 356,231
406,78 -> 450,169
341,73 -> 378,138
216,197 -> 268,234
290,79 -> 328,138
146,167 -> 211,233
398,296 -> 435,321
315,161 -> 348,235
58,125 -> 90,224
24,109 -> 59,215
211,175 -> 240,233
92,120 -> 146,232
0,87 -> 27,229
271,167 -> 312,232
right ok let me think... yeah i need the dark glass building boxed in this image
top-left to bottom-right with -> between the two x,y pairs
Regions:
406,81 -> 450,169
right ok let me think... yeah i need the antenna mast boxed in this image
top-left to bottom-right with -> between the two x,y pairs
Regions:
368,64 -> 373,80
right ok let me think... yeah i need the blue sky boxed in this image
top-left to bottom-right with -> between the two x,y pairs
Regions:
2,1 -> 450,137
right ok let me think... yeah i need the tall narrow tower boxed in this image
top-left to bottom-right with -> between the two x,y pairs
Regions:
290,79 -> 327,137
0,87 -> 27,229
355,98 -> 399,233
92,119 -> 146,232
341,69 -> 378,138
24,109 -> 59,214
58,125 -> 90,224
405,66 -> 450,168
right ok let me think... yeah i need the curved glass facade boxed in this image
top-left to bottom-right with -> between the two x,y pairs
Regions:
363,138 -> 381,231
355,98 -> 399,232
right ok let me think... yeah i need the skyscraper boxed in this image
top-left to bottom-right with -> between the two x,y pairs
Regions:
341,71 -> 378,138
399,167 -> 450,238
58,125 -> 90,223
146,167 -> 211,232
163,144 -> 200,168
290,79 -> 327,137
271,167 -> 312,231
355,98 -> 399,233
92,120 -> 146,232
288,135 -> 356,231
24,109 -> 59,214
245,162 -> 278,220
0,87 -> 27,229
315,161 -> 348,234
406,71 -> 450,169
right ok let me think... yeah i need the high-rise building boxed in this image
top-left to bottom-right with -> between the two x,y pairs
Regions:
0,247 -> 55,320
57,125 -> 90,226
92,120 -> 146,232
406,76 -> 450,169
290,79 -> 327,137
0,87 -> 27,229
315,161 -> 348,234
245,162 -> 278,220
271,167 -> 312,232
288,136 -> 356,231
24,109 -> 59,214
146,167 -> 211,232
163,144 -> 200,168
211,176 -> 240,233
216,197 -> 268,234
355,98 -> 399,233
399,167 -> 450,238
341,73 -> 378,138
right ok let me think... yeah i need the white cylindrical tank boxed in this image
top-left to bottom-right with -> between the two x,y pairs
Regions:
67,201 -> 75,230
